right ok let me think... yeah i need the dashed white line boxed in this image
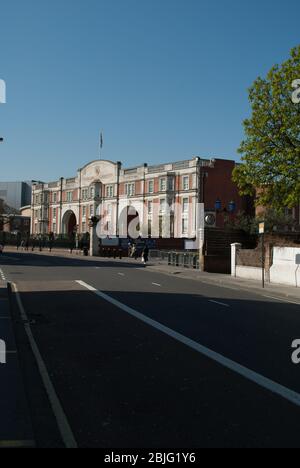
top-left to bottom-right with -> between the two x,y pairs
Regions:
152,282 -> 162,287
77,279 -> 300,409
0,269 -> 6,281
209,300 -> 230,308
118,273 -> 125,277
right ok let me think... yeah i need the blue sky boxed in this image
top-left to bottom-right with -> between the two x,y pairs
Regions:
1,0 -> 300,181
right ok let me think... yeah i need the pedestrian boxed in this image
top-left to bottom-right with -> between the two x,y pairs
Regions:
142,245 -> 149,265
128,242 -> 132,258
131,244 -> 136,259
0,244 -> 3,255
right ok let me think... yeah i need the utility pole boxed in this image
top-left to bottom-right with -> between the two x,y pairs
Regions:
259,222 -> 265,288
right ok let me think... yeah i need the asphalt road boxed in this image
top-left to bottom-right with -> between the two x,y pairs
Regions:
1,250 -> 300,448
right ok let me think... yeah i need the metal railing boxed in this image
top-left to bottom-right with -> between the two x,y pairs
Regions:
149,250 -> 199,269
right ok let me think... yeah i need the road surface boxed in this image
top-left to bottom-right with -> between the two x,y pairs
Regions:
1,250 -> 300,448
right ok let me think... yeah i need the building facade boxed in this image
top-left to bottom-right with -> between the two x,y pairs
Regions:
30,157 -> 250,239
0,181 -> 32,211
0,214 -> 31,236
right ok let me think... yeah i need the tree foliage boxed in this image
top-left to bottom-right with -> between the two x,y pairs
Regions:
225,210 -> 298,235
233,46 -> 300,209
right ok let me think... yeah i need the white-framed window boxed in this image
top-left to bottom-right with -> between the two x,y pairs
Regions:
148,180 -> 154,194
159,178 -> 167,192
82,206 -> 87,218
106,185 -> 114,198
182,198 -> 189,214
52,223 -> 57,234
125,183 -> 135,197
182,218 -> 188,236
148,201 -> 153,215
160,199 -> 166,213
53,192 -> 57,203
53,208 -> 57,220
67,191 -> 73,202
183,176 -> 189,191
82,188 -> 88,201
90,205 -> 94,217
168,178 -> 175,191
90,187 -> 95,199
82,222 -> 86,233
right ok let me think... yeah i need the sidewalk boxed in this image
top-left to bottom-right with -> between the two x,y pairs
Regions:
0,281 -> 35,448
3,247 -> 300,303
145,262 -> 300,302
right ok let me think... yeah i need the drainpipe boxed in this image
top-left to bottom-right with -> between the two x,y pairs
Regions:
59,177 -> 63,235
116,161 -> 122,237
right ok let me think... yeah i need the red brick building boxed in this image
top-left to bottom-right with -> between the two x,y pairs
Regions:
31,157 -> 252,239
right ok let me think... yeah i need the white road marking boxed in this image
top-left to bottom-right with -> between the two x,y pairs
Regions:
118,273 -> 125,277
209,300 -> 230,308
0,269 -> 6,281
77,279 -> 300,409
152,282 -> 162,287
12,283 -> 77,449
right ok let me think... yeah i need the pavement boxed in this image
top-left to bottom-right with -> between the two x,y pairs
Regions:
0,280 -> 35,448
0,249 -> 300,448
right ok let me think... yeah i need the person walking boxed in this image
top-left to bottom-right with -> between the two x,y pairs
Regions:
142,245 -> 149,265
131,243 -> 136,259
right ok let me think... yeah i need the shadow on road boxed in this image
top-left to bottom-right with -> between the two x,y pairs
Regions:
0,251 -> 144,269
10,285 -> 300,448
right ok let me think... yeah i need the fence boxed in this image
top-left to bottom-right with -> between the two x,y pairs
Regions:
149,250 -> 199,269
0,232 -> 90,250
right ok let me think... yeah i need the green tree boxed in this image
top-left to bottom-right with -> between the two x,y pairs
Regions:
233,46 -> 300,209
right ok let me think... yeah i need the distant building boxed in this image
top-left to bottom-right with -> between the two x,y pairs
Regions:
30,157 -> 252,239
0,181 -> 32,211
0,214 -> 31,236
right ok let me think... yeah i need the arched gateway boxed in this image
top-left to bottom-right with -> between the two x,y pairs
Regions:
62,210 -> 77,235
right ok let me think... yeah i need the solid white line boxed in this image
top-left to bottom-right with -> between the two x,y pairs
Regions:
12,283 -> 77,449
209,300 -> 230,308
77,279 -> 300,409
152,283 -> 162,287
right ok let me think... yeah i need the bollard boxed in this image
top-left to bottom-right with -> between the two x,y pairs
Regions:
119,249 -> 122,260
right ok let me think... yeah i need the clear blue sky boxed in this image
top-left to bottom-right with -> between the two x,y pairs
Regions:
1,0 -> 299,181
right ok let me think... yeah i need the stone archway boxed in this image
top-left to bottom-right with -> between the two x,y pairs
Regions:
62,210 -> 77,236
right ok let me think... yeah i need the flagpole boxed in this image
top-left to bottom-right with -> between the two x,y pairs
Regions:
99,131 -> 103,160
